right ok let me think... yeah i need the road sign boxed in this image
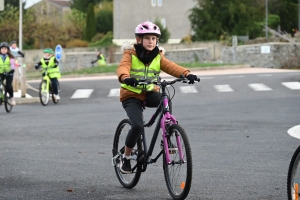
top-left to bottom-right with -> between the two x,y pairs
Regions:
55,45 -> 63,61
0,0 -> 4,11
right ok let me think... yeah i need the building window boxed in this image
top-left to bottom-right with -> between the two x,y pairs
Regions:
157,0 -> 162,6
151,0 -> 156,6
161,18 -> 166,28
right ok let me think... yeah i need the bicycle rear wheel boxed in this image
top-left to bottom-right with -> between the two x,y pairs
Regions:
4,88 -> 12,113
163,124 -> 192,200
39,80 -> 49,106
112,119 -> 142,189
288,145 -> 300,200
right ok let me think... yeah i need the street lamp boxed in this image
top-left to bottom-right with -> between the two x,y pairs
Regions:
266,0 -> 268,38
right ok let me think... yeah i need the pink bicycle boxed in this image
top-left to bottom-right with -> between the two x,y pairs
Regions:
112,76 -> 200,200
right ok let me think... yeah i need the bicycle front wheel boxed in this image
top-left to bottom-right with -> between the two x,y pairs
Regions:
2,86 -> 12,113
39,80 -> 49,106
163,124 -> 192,200
112,119 -> 142,189
288,145 -> 300,200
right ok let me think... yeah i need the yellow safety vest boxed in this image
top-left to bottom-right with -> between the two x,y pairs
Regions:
121,54 -> 161,94
40,57 -> 61,79
98,54 -> 106,66
0,56 -> 10,74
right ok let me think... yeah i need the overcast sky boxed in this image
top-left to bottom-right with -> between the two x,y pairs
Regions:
24,0 -> 42,8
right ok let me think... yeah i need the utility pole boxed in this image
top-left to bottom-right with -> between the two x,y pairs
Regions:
19,0 -> 26,97
266,0 -> 268,38
299,0 -> 300,31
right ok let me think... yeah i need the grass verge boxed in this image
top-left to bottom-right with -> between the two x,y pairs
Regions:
26,62 -> 236,80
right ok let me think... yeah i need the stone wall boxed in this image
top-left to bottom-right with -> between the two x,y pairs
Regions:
21,42 -> 300,72
221,42 -> 300,68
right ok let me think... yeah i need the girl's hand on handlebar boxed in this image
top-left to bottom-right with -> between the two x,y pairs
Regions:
123,77 -> 139,87
186,74 -> 200,84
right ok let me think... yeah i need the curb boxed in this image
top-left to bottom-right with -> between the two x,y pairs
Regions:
15,97 -> 40,105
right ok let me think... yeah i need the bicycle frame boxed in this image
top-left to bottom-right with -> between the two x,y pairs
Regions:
0,80 -> 5,101
133,79 -> 185,172
41,69 -> 51,93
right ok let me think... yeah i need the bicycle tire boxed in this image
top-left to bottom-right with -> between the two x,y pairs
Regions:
39,80 -> 49,106
287,145 -> 300,200
4,88 -> 12,113
163,124 -> 192,200
112,119 -> 142,189
0,87 -> 3,106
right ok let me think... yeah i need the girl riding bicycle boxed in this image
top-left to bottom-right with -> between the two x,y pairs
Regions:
117,21 -> 199,174
0,42 -> 17,106
35,48 -> 61,100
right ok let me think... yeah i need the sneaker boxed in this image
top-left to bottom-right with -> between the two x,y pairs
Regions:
9,97 -> 16,106
161,139 -> 178,151
119,157 -> 132,174
54,94 -> 60,100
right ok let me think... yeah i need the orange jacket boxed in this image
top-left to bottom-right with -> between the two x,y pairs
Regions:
117,46 -> 190,102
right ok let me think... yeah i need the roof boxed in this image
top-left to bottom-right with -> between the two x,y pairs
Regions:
49,0 -> 71,7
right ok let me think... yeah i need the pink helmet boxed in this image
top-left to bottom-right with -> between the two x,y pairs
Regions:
135,21 -> 161,37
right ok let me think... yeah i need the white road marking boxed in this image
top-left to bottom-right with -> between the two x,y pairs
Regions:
282,82 -> 300,90
13,90 -> 32,98
179,86 -> 198,93
108,88 -> 120,97
258,74 -> 273,77
200,77 -> 214,79
214,85 -> 234,92
71,89 -> 94,99
229,75 -> 244,78
248,83 -> 272,91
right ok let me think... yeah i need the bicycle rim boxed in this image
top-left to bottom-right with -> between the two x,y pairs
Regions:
288,145 -> 300,200
39,80 -> 49,106
163,124 -> 192,200
112,119 -> 142,189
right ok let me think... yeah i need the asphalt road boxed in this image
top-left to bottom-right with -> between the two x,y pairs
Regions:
1,69 -> 300,199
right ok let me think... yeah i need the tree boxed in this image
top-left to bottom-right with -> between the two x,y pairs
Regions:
85,4 -> 96,41
189,0 -> 265,41
268,0 -> 298,32
95,1 -> 113,34
154,19 -> 170,43
71,0 -> 101,13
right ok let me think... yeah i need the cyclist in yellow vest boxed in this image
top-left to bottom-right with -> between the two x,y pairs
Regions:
91,51 -> 106,66
0,42 -> 17,106
35,48 -> 61,100
116,21 -> 199,174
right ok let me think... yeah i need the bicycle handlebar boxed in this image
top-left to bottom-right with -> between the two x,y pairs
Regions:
137,75 -> 200,86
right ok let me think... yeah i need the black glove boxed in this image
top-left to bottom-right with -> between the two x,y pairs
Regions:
35,64 -> 39,70
123,77 -> 138,87
8,69 -> 15,74
186,74 -> 199,84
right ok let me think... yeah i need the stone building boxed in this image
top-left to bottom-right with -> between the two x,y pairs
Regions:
113,0 -> 196,45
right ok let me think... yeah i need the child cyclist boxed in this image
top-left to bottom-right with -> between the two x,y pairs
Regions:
35,48 -> 61,100
117,21 -> 199,174
0,42 -> 17,106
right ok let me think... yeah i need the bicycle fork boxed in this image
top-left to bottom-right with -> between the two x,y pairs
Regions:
42,76 -> 50,93
161,97 -> 184,165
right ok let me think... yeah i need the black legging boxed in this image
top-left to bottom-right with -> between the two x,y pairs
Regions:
122,92 -> 161,148
50,78 -> 59,95
1,74 -> 14,97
